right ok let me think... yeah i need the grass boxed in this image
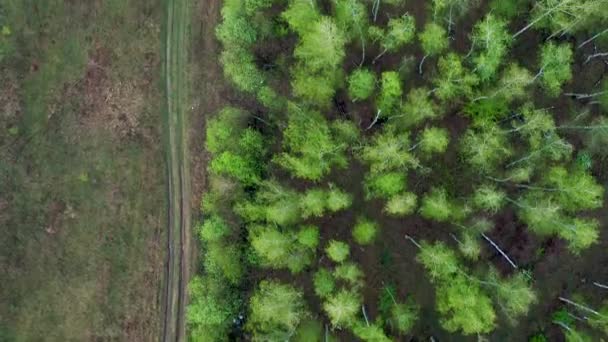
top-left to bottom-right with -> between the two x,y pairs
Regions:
0,1 -> 166,340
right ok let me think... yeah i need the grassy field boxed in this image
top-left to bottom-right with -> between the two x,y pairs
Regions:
0,1 -> 167,340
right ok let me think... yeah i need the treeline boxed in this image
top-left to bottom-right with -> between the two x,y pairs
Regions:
188,0 -> 608,340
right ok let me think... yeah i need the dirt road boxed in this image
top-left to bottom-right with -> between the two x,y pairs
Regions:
161,0 -> 191,341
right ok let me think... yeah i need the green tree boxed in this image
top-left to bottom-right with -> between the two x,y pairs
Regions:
276,105 -> 348,180
282,0 -> 321,35
419,127 -> 450,154
455,231 -> 482,260
198,215 -> 231,243
377,14 -> 416,55
334,0 -> 369,41
472,184 -> 506,213
297,225 -> 320,249
523,0 -> 607,38
326,187 -> 354,212
364,172 -> 407,199
326,240 -> 350,263
334,262 -> 364,286
206,107 -> 249,154
220,48 -> 266,93
248,280 -> 309,340
359,128 -> 419,174
487,270 -> 537,322
543,166 -> 604,211
400,87 -> 441,126
291,66 -> 340,105
204,243 -> 244,284
461,126 -> 512,172
377,71 -> 403,116
470,14 -> 512,81
385,192 -> 417,216
539,42 -> 573,97
348,68 -> 376,101
313,268 -> 336,298
353,217 -> 379,245
416,241 -> 460,281
352,321 -> 392,341
295,16 -> 347,72
323,289 -> 361,328
419,22 -> 448,73
433,53 -> 478,101
419,187 -> 458,222
300,189 -> 328,218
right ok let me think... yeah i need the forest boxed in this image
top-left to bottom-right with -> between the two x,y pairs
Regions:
188,0 -> 608,341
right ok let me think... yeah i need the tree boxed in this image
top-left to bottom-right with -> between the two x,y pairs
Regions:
216,2 -> 258,48
418,22 -> 449,73
300,189 -> 328,218
522,0 -> 608,38
198,215 -> 231,243
377,14 -> 416,56
326,187 -> 354,212
377,71 -> 403,116
400,87 -> 441,126
248,280 -> 309,341
416,241 -> 460,281
455,231 -> 481,260
472,184 -> 506,213
210,128 -> 266,185
206,107 -> 249,154
249,224 -> 318,273
436,276 -> 497,334
313,268 -> 336,298
276,105 -> 348,180
385,192 -> 417,216
326,240 -> 351,263
323,289 -> 361,328
543,166 -> 604,211
334,262 -> 364,286
353,217 -> 378,245
220,48 -> 266,94
433,53 -> 479,101
348,68 -> 376,101
282,0 -> 321,35
204,243 -> 244,284
364,172 -> 407,199
419,187 -> 459,222
295,16 -> 347,72
297,225 -> 320,249
235,180 -> 301,225
352,321 -> 392,341
486,270 -> 537,322
539,42 -> 573,97
461,126 -> 512,172
419,127 -> 450,154
187,276 -> 240,341
359,128 -> 419,174
470,14 -> 512,81
334,0 -> 369,41
291,66 -> 341,105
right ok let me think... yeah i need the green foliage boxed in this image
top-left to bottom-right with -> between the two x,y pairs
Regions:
326,240 -> 351,263
365,172 -> 407,199
530,0 -> 608,36
419,22 -> 449,56
326,187 -> 354,212
276,105 -> 348,180
543,166 -> 604,211
434,53 -> 479,101
353,217 -> 378,245
360,128 -> 419,173
291,66 -> 340,105
248,280 -> 309,340
539,42 -> 573,97
348,68 -> 376,101
187,276 -> 240,341
472,184 -> 506,213
352,321 -> 392,341
419,188 -> 458,222
204,243 -> 244,285
220,48 -> 265,93
377,71 -> 403,116
294,319 -> 323,342
416,241 -> 460,281
323,289 -> 361,328
235,180 -> 301,225
456,231 -> 481,260
400,87 -> 441,126
461,126 -> 512,172
487,270 -> 537,322
333,0 -> 368,41
297,225 -> 320,249
249,224 -> 317,273
436,276 -> 497,334
282,0 -> 321,35
198,215 -> 231,243
385,192 -> 418,216
216,4 -> 258,47
381,14 -> 416,52
588,301 -> 608,335
528,333 -> 548,342
390,303 -> 419,334
334,262 -> 364,286
300,189 -> 328,218
205,107 -> 249,154
470,14 -> 512,81
584,117 -> 608,157
419,127 -> 450,154
314,268 -> 336,298
295,17 -> 346,72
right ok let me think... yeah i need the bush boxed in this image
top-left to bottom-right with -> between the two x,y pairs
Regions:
297,225 -> 320,249
352,217 -> 378,245
314,269 -> 336,298
198,215 -> 231,243
365,172 -> 407,199
419,188 -> 455,222
419,127 -> 450,154
323,289 -> 361,328
472,184 -> 506,213
204,243 -> 243,284
334,262 -> 364,286
348,68 -> 376,101
326,240 -> 350,263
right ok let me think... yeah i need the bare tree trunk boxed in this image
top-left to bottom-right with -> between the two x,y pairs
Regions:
584,52 -> 608,64
362,305 -> 370,326
559,297 -> 603,317
366,110 -> 382,130
578,28 -> 608,49
419,54 -> 429,74
481,233 -> 518,269
405,234 -> 422,249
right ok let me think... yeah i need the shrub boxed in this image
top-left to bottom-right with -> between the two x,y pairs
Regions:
365,172 -> 407,199
297,225 -> 320,249
348,68 -> 376,101
472,184 -> 506,213
419,188 -> 455,222
334,262 -> 364,286
326,240 -> 350,263
300,189 -> 327,218
198,215 -> 231,243
352,217 -> 378,245
326,187 -> 353,212
204,243 -> 243,284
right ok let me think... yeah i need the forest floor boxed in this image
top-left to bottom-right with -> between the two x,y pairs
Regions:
161,0 -> 192,340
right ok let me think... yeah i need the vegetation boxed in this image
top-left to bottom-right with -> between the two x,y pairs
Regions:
189,0 -> 608,340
